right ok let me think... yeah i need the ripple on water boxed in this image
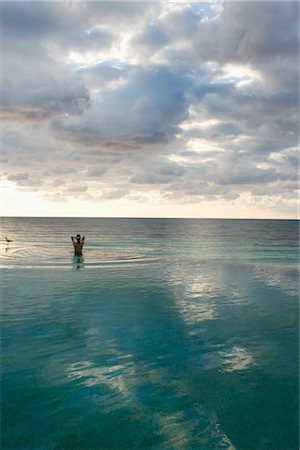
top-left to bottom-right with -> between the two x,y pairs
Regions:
202,346 -> 254,372
0,244 -> 159,269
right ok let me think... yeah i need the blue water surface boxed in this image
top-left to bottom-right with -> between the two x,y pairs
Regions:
1,218 -> 299,449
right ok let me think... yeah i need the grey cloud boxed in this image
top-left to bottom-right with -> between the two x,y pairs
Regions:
130,159 -> 185,185
221,2 -> 299,62
51,178 -> 66,188
195,86 -> 298,151
65,185 -> 88,193
193,80 -> 234,99
1,71 -> 90,116
130,173 -> 173,185
287,155 -> 300,167
0,2 -> 151,46
71,28 -> 117,52
219,166 -> 278,186
259,59 -> 299,94
211,122 -> 242,137
7,172 -> 44,188
165,175 -> 241,201
159,1 -> 298,137
158,161 -> 185,177
76,62 -> 127,88
85,152 -> 122,165
178,150 -> 200,158
0,2 -> 128,118
251,181 -> 299,199
85,166 -> 107,177
130,21 -> 170,52
44,167 -> 77,176
97,188 -> 129,200
141,144 -> 297,201
193,2 -> 299,65
83,2 -> 157,27
53,65 -> 192,146
8,172 -> 29,181
0,2 -> 68,37
161,5 -> 201,39
184,122 -> 243,141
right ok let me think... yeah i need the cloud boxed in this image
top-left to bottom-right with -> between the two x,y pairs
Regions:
7,172 -> 29,182
0,1 -> 153,117
0,2 -> 152,47
131,21 -> 170,52
85,166 -> 107,177
44,167 -> 77,176
0,1 -> 298,217
65,185 -> 88,193
52,65 -> 192,147
96,188 -> 129,200
1,75 -> 90,118
161,4 -> 202,39
115,156 -> 186,186
76,62 -> 126,88
188,1 -> 299,65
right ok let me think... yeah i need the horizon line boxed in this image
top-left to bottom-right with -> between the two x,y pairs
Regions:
1,215 -> 299,221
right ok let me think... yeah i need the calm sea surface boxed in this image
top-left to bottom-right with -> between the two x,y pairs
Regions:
1,218 -> 299,449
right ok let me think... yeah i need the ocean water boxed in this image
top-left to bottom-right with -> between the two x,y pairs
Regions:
1,217 -> 299,450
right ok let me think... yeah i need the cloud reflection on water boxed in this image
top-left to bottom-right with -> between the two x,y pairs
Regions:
254,264 -> 298,296
66,357 -> 236,449
202,346 -> 254,373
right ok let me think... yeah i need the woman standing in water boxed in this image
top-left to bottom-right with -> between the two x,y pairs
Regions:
71,234 -> 85,256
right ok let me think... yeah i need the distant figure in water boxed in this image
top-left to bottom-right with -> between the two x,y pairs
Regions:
71,234 -> 85,256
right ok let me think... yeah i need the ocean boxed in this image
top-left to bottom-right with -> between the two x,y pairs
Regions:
1,217 -> 299,449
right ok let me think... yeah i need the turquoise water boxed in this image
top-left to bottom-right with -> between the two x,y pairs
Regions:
1,218 -> 299,449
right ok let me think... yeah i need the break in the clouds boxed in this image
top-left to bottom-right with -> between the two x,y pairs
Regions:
0,1 -> 299,218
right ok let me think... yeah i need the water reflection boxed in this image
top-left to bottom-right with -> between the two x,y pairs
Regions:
254,264 -> 298,295
202,346 -> 254,372
67,360 -> 134,393
59,266 -> 239,447
73,255 -> 84,270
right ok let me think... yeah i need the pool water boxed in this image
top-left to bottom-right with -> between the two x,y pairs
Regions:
1,218 -> 299,449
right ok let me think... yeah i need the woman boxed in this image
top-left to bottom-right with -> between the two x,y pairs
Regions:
71,234 -> 85,256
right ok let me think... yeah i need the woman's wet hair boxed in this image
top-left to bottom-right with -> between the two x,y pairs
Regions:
76,234 -> 81,242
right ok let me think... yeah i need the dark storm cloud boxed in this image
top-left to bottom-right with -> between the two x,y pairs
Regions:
1,1 -> 298,213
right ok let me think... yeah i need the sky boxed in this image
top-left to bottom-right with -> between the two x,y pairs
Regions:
0,1 -> 299,219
